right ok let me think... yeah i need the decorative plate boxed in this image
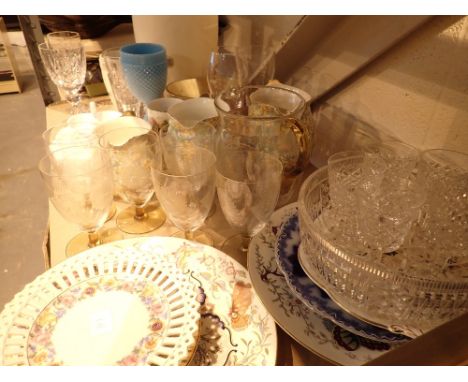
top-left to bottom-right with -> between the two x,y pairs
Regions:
275,204 -> 409,344
248,203 -> 399,365
0,237 -> 277,366
0,247 -> 200,366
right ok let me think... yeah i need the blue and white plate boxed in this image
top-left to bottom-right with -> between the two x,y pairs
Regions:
275,204 -> 410,344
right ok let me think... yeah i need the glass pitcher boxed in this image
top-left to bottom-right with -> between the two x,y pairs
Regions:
214,85 -> 314,205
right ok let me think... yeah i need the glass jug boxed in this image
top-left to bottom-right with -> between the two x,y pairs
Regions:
214,85 -> 314,205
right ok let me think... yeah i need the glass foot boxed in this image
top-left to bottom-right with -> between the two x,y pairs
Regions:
65,228 -> 124,258
171,230 -> 214,246
220,234 -> 251,267
116,205 -> 166,234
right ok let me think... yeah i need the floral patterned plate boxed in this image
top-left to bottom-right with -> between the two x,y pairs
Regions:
0,246 -> 200,366
0,237 -> 277,366
248,203 -> 399,365
275,204 -> 409,344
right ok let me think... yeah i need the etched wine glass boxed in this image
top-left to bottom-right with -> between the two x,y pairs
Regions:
216,146 -> 283,260
152,145 -> 217,245
38,146 -> 116,257
99,126 -> 166,234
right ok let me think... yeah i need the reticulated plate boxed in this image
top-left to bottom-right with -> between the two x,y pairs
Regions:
0,245 -> 200,366
0,237 -> 277,366
248,203 -> 398,365
275,204 -> 409,344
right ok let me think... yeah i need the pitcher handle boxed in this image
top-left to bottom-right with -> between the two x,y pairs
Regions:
285,117 -> 312,176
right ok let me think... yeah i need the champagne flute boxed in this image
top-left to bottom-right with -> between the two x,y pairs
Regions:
216,146 -> 283,261
152,145 -> 217,245
38,146 -> 116,257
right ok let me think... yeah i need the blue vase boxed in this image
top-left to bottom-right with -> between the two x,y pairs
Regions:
120,43 -> 168,104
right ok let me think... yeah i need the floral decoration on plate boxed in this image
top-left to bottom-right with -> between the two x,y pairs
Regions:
27,275 -> 168,366
0,245 -> 200,366
0,237 -> 276,366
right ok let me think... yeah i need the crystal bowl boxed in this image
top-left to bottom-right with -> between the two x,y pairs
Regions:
297,166 -> 468,338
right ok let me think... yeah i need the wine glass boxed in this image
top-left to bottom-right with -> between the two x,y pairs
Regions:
42,120 -> 122,223
99,126 -> 166,234
99,47 -> 143,117
151,145 -> 217,245
38,146 -> 116,257
216,146 -> 283,260
160,112 -> 218,220
207,47 -> 245,98
38,33 -> 87,114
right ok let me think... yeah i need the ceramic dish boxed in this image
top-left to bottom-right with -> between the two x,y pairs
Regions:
0,245 -> 200,366
275,204 -> 409,343
248,204 -> 398,365
0,237 -> 277,366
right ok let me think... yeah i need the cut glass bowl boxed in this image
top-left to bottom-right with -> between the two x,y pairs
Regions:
297,166 -> 468,338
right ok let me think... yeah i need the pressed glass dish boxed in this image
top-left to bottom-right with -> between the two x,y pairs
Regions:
297,166 -> 468,338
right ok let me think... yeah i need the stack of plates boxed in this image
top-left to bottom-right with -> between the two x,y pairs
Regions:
248,203 -> 410,365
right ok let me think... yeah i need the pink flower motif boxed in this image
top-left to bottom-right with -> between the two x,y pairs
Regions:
121,282 -> 134,292
151,320 -> 163,332
84,287 -> 95,296
34,332 -> 52,346
57,294 -> 75,308
118,354 -> 139,366
150,303 -> 163,315
31,324 -> 42,335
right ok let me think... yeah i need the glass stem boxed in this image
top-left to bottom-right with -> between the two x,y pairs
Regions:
185,231 -> 194,241
240,234 -> 251,252
67,92 -> 81,114
134,206 -> 146,221
88,231 -> 99,248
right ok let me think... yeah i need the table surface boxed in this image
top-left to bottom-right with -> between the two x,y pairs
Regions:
45,101 -> 333,366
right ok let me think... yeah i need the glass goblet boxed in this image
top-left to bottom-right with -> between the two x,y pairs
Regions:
42,121 -> 120,223
38,146 -> 116,257
216,147 -> 283,261
99,126 -> 166,234
38,40 -> 86,115
207,47 -> 245,98
152,145 -> 217,245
